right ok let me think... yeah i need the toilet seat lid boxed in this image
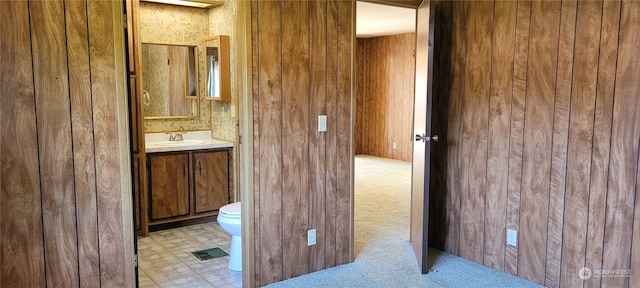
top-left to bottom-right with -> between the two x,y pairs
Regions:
219,202 -> 241,216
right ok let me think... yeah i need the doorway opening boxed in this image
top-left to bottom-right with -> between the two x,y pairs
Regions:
353,1 -> 417,258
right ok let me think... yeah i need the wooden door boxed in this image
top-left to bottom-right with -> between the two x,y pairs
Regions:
148,153 -> 190,220
410,0 -> 434,274
193,150 -> 230,213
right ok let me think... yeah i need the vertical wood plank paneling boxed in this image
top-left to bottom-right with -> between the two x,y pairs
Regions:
355,34 -> 415,161
309,0 -> 327,273
545,0 -> 577,286
504,0 -> 531,275
324,0 -> 338,268
602,1 -> 640,286
560,1 -> 601,287
250,0 -> 262,283
484,0 -> 516,271
281,0 -> 310,279
335,0 -> 353,265
30,0 -> 80,285
402,33 -> 414,162
256,0 -> 283,284
459,0 -> 492,264
388,35 -> 404,159
88,0 -> 128,285
355,38 -> 365,155
65,0 -> 101,285
584,1 -> 620,287
518,0 -> 560,283
444,0 -> 467,255
0,1 -> 46,286
631,155 -> 640,288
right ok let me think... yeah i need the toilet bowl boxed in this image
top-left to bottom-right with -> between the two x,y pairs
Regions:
217,202 -> 242,271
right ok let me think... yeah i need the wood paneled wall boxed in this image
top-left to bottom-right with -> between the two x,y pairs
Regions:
429,0 -> 640,287
1,0 -> 135,286
251,0 -> 354,286
356,34 -> 415,162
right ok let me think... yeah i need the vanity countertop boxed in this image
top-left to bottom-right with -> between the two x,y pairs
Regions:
145,138 -> 233,153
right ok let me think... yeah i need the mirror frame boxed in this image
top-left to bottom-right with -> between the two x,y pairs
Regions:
203,35 -> 231,101
141,42 -> 200,120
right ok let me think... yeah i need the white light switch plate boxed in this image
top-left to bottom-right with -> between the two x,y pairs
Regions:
308,229 -> 316,246
507,229 -> 517,247
318,115 -> 327,132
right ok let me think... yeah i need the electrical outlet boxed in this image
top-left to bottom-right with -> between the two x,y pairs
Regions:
507,229 -> 517,247
230,105 -> 235,118
393,142 -> 397,149
318,115 -> 327,132
308,229 -> 316,246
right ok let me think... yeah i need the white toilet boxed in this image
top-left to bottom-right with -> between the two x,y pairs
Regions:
217,202 -> 242,271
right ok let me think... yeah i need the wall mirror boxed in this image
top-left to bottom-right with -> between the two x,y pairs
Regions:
141,43 -> 200,119
203,35 -> 231,101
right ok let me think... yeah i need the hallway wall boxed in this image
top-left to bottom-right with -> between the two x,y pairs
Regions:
428,0 -> 640,287
250,0 -> 354,286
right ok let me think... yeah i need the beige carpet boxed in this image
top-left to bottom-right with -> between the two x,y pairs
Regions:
354,154 -> 412,256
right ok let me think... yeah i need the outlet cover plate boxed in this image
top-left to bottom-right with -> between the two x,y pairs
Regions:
318,115 -> 327,132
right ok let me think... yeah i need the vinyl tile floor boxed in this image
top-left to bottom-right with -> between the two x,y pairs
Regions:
137,222 -> 242,288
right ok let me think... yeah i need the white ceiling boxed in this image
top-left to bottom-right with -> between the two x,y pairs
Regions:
356,1 -> 416,38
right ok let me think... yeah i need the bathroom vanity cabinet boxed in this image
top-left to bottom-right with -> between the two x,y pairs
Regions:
147,148 -> 230,228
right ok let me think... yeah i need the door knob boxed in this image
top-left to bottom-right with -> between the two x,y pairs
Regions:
415,134 -> 438,142
415,134 -> 430,142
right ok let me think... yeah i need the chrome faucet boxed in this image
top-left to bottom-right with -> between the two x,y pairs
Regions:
166,132 -> 184,141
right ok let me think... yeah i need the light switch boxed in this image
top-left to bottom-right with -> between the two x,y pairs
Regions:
308,229 -> 316,246
318,115 -> 327,132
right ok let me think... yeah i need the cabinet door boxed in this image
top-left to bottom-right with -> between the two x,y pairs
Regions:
193,150 -> 229,213
148,153 -> 190,220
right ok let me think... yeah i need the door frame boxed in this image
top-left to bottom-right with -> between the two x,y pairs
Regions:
236,1 -> 432,286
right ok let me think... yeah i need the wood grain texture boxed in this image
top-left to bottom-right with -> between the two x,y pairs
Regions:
585,1 -> 621,288
30,0 -> 80,285
560,1 -> 601,287
149,153 -> 190,220
601,1 -> 640,286
324,0 -> 339,269
631,153 -> 640,288
256,0 -> 284,284
410,0 -> 431,272
282,0 -> 310,279
402,33 -> 415,162
308,0 -> 327,273
250,0 -> 354,281
250,0 -> 262,283
65,0 -> 101,285
545,0 -> 576,285
0,1 -> 47,286
504,0 -> 530,276
459,0 -> 492,264
432,1 -> 640,286
194,150 -> 229,213
444,0 -> 467,255
88,2 -> 130,285
355,34 -> 415,162
484,0 -> 515,270
518,0 -> 560,283
335,0 -> 354,266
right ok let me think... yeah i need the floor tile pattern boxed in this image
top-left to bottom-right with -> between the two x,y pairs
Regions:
138,222 -> 241,288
